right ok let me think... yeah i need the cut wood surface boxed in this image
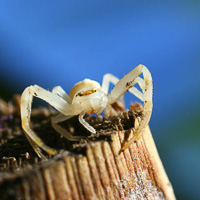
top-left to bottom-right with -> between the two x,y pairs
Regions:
0,97 -> 176,200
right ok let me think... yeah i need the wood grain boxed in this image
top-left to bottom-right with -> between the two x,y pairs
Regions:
0,99 -> 176,200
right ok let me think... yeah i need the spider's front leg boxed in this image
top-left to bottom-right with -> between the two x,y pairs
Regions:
52,86 -> 72,103
51,86 -> 86,141
106,64 -> 153,150
21,85 -> 81,159
102,71 -> 145,106
79,111 -> 96,133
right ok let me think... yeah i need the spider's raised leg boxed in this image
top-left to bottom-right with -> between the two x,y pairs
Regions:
102,73 -> 125,106
21,85 -> 82,158
102,73 -> 145,105
52,86 -> 72,103
106,64 -> 153,150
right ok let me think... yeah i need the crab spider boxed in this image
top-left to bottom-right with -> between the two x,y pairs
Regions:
21,64 -> 152,159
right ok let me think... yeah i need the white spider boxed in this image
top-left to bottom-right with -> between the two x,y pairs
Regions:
21,64 -> 152,159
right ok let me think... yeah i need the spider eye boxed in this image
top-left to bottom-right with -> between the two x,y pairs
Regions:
92,88 -> 97,92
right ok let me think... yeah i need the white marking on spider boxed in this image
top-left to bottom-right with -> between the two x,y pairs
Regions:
20,64 -> 153,159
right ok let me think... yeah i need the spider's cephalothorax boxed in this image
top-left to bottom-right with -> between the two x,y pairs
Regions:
70,79 -> 108,115
21,64 -> 153,159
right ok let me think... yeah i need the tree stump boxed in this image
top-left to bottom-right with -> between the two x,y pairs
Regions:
0,96 -> 176,200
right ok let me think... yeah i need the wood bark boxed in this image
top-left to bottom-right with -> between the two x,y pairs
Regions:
0,97 -> 176,200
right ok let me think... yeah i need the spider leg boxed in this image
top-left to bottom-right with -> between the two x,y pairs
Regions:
51,86 -> 84,140
21,85 -> 81,158
25,134 -> 48,160
102,73 -> 119,94
106,65 -> 153,150
51,113 -> 86,141
129,77 -> 145,101
102,73 -> 144,104
79,112 -> 96,133
52,86 -> 72,103
102,73 -> 125,106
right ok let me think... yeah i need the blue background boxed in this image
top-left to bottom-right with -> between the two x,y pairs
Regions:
0,1 -> 200,199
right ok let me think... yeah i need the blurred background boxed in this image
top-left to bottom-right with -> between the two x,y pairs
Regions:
0,1 -> 200,199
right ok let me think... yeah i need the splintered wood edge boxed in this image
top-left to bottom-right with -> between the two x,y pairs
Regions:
0,126 -> 176,200
142,127 -> 176,200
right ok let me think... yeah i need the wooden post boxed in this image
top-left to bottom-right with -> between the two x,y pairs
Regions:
0,98 -> 176,200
